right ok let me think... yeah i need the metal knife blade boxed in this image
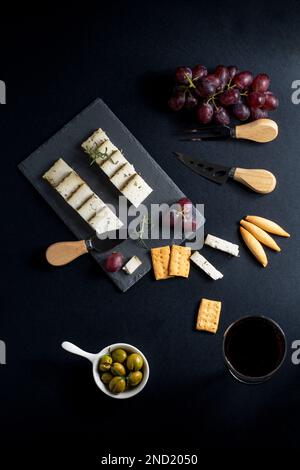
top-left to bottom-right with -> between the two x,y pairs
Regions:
174,152 -> 233,185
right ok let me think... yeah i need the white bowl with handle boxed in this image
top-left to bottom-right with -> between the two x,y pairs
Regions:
62,341 -> 149,399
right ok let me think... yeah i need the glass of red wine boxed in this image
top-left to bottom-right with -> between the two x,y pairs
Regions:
223,316 -> 286,384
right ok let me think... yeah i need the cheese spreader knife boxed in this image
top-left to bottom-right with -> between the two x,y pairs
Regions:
46,235 -> 106,266
174,152 -> 276,194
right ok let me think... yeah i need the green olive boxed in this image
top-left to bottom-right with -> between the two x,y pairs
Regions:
109,376 -> 126,393
101,372 -> 113,384
128,371 -> 143,387
111,348 -> 127,364
126,353 -> 144,371
99,354 -> 112,372
111,362 -> 126,376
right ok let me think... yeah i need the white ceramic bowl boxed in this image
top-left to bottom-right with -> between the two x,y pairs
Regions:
62,341 -> 149,399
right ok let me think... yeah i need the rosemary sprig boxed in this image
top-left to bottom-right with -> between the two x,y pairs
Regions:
135,215 -> 152,250
86,146 -> 110,166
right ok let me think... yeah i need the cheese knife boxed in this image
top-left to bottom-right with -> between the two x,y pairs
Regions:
46,235 -> 107,266
174,152 -> 276,194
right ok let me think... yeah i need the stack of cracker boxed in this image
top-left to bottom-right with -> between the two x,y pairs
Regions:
151,245 -> 191,280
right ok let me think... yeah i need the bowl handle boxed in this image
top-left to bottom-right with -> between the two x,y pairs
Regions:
61,341 -> 96,363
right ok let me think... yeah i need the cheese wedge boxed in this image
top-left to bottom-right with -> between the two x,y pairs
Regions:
56,172 -> 83,200
81,128 -> 108,152
67,183 -> 94,210
77,194 -> 106,221
190,251 -> 223,280
100,150 -> 128,178
110,163 -> 136,190
121,174 -> 153,208
122,256 -> 142,275
43,158 -> 72,187
89,206 -> 123,234
205,234 -> 239,257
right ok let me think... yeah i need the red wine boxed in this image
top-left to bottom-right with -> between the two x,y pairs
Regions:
224,316 -> 286,379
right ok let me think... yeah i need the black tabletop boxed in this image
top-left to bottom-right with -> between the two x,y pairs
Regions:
1,3 -> 300,454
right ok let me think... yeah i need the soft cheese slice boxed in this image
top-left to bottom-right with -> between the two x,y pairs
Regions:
81,128 -> 108,153
77,194 -> 106,221
100,150 -> 128,178
89,206 -> 123,234
205,234 -> 239,257
190,251 -> 223,280
110,163 -> 136,190
43,158 -> 72,187
67,183 -> 94,210
56,172 -> 83,200
121,174 -> 153,208
122,256 -> 142,275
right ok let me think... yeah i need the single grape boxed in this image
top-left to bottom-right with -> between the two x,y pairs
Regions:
195,79 -> 216,98
250,107 -> 268,120
219,88 -> 240,106
177,197 -> 193,215
262,91 -> 279,110
232,102 -> 250,121
175,66 -> 193,85
252,73 -> 270,93
197,103 -> 214,124
185,94 -> 198,110
233,71 -> 253,90
227,65 -> 239,80
192,64 -> 207,81
105,252 -> 124,272
205,74 -> 221,88
214,107 -> 230,125
247,92 -> 265,108
214,65 -> 230,89
168,91 -> 185,111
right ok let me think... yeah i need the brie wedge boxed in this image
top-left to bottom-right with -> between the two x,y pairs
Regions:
43,158 -> 72,187
77,194 -> 106,221
205,234 -> 239,257
190,251 -> 223,280
110,163 -> 136,190
89,206 -> 123,234
121,174 -> 153,208
56,172 -> 83,200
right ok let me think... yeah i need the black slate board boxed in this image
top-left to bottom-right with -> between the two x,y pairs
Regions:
18,98 -> 204,291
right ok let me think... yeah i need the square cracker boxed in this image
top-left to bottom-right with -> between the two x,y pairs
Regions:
169,245 -> 191,278
196,298 -> 222,334
151,246 -> 172,280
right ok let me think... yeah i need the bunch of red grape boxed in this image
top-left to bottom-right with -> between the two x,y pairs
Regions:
168,65 -> 279,125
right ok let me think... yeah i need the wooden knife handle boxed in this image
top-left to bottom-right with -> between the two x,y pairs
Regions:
233,168 -> 277,194
46,240 -> 88,266
235,119 -> 278,143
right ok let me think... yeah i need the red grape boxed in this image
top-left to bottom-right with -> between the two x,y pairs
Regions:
105,252 -> 124,272
252,73 -> 270,93
219,88 -> 240,106
262,91 -> 278,110
168,91 -> 185,111
232,102 -> 250,121
192,64 -> 207,81
185,94 -> 198,110
214,107 -> 230,125
177,197 -> 193,215
250,107 -> 268,120
228,65 -> 239,80
197,103 -> 214,124
233,71 -> 253,90
247,92 -> 265,108
205,74 -> 221,88
214,65 -> 230,89
195,79 -> 216,98
175,66 -> 193,85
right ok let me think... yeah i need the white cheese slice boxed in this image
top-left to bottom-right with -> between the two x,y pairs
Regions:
110,163 -> 136,190
92,140 -> 118,165
81,129 -> 108,152
100,150 -> 128,178
190,251 -> 223,280
205,234 -> 239,257
89,206 -> 123,234
77,194 -> 106,221
121,174 -> 153,208
56,172 -> 84,200
43,158 -> 72,187
67,183 -> 94,210
122,256 -> 142,275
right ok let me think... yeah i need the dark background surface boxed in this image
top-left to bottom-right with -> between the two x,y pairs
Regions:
1,2 -> 300,453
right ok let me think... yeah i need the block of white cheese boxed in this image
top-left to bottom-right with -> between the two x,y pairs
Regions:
122,256 -> 142,275
77,194 -> 106,221
67,183 -> 94,210
92,140 -> 118,165
89,206 -> 123,234
205,234 -> 239,257
42,158 -> 72,187
190,251 -> 223,280
55,172 -> 83,200
110,163 -> 136,190
121,174 -> 153,208
81,128 -> 108,153
100,150 -> 128,178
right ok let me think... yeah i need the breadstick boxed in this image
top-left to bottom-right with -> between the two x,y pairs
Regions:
245,216 -> 290,237
240,220 -> 281,252
240,227 -> 268,267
